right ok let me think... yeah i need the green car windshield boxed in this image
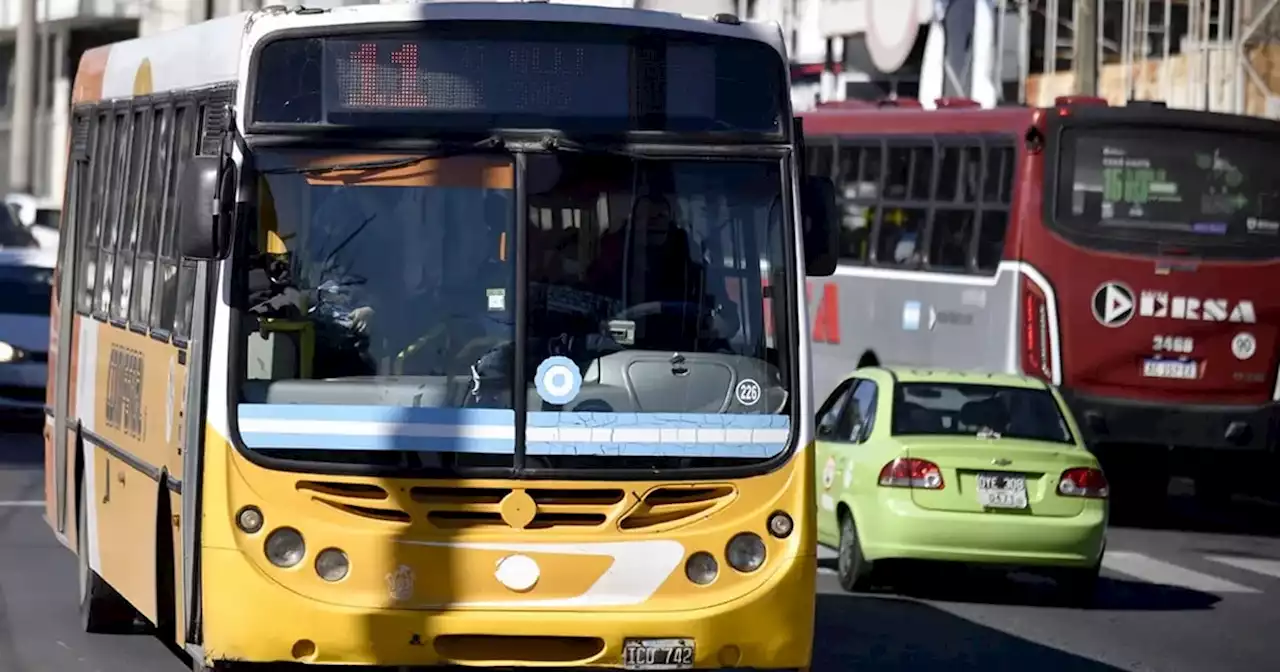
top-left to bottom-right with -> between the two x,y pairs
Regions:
892,382 -> 1074,445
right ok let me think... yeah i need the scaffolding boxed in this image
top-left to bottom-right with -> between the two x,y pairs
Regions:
1027,0 -> 1280,117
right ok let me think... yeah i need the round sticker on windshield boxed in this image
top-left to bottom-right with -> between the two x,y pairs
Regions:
1232,332 -> 1257,360
735,378 -> 762,406
535,356 -> 582,406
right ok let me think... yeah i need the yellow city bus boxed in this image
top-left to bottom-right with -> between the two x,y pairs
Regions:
43,3 -> 839,670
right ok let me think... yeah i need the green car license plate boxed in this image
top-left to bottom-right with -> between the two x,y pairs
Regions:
977,472 -> 1028,509
622,638 -> 694,670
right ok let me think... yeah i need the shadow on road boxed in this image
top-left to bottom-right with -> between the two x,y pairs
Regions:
1109,488 -> 1280,539
0,424 -> 42,466
813,592 -> 1126,671
819,559 -> 1221,612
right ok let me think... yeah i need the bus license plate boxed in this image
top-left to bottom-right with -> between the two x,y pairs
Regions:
622,639 -> 695,670
976,472 -> 1028,509
1142,358 -> 1198,380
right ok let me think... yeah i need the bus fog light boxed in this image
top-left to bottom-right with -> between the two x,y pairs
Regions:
685,552 -> 718,585
315,548 -> 349,582
726,533 -> 766,573
767,511 -> 793,538
265,527 -> 306,568
236,506 -> 264,534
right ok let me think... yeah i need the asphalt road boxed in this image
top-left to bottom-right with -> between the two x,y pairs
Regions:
3,428 -> 1278,671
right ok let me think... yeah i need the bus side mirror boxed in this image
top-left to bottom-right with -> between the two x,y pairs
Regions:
178,155 -> 235,261
802,175 -> 839,276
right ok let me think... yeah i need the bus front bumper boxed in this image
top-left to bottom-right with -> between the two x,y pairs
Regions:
199,546 -> 816,669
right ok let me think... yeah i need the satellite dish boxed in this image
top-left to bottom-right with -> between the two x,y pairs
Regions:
865,0 -> 922,74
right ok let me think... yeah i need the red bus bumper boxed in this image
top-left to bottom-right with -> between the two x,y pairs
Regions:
1060,389 -> 1280,453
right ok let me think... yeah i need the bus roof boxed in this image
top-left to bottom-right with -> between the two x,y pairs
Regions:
799,103 -> 1040,137
73,2 -> 787,107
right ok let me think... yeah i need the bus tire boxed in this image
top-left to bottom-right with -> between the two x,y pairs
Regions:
154,482 -> 177,645
837,512 -> 874,593
78,473 -> 137,634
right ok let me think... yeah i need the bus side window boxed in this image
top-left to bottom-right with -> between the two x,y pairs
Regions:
153,105 -> 197,338
72,114 -> 100,314
975,146 -> 1015,273
807,141 -> 834,180
835,142 -> 880,264
112,109 -> 151,323
174,105 -> 213,342
131,106 -> 172,329
930,146 -> 981,270
877,145 -> 929,266
78,112 -> 113,314
96,111 -> 131,318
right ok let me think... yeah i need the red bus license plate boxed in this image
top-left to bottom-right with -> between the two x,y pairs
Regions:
1142,358 -> 1198,380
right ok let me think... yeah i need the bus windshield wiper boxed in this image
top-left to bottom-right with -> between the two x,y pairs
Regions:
261,135 -> 507,175
531,135 -> 646,158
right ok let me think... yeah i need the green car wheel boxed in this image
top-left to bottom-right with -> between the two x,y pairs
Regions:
837,514 -> 874,592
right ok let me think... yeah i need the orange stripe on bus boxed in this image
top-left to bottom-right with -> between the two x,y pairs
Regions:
72,46 -> 110,105
303,155 -> 514,189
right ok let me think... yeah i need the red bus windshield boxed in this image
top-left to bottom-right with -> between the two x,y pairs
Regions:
1051,126 -> 1280,259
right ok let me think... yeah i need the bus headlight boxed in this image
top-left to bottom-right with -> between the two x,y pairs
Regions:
767,511 -> 793,538
685,551 -> 718,585
236,506 -> 264,534
0,342 -> 16,363
315,548 -> 350,582
726,533 -> 766,573
265,527 -> 306,568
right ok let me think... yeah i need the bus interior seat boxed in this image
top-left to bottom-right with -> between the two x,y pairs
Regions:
241,377 -> 460,407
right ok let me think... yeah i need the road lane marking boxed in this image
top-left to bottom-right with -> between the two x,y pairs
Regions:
817,567 -> 837,576
1103,551 -> 1261,594
0,500 -> 43,507
1206,555 -> 1280,580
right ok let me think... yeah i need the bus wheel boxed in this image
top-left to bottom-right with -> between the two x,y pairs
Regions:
78,476 -> 137,633
837,513 -> 874,593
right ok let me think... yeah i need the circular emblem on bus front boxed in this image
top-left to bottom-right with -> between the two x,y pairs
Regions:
534,356 -> 582,406
1091,281 -> 1135,328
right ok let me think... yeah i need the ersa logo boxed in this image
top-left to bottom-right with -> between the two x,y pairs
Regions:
1091,281 -> 1256,328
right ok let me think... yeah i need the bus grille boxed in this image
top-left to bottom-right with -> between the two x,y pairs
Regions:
294,481 -> 737,532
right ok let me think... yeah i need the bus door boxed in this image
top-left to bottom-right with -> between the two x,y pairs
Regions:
50,125 -> 91,538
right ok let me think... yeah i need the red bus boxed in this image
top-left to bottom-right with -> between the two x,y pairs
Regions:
798,96 -> 1280,506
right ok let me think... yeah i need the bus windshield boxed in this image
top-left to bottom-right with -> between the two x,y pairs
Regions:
1053,126 -> 1280,257
237,150 -> 794,474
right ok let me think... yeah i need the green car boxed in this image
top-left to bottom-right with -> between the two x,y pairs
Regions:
814,366 -> 1108,600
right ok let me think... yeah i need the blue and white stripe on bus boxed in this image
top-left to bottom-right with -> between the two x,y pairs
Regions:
236,404 -> 790,457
